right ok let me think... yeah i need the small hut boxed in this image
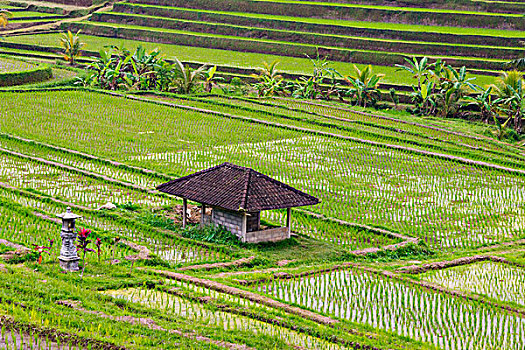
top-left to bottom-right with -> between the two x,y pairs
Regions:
157,163 -> 320,243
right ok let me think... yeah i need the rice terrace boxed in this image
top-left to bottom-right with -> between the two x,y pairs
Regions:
2,0 -> 525,349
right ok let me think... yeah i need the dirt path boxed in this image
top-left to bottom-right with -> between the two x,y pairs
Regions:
0,239 -> 31,261
145,268 -> 338,326
121,240 -> 152,261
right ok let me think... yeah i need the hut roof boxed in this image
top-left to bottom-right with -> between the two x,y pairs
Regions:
157,163 -> 320,212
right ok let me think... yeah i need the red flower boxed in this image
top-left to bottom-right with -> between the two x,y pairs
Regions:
78,228 -> 91,239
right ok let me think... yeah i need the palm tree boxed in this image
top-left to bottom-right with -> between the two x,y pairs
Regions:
493,70 -> 523,98
171,58 -> 207,94
60,30 -> 85,65
0,8 -> 13,28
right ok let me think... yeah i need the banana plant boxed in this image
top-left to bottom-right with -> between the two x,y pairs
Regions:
59,30 -> 85,66
251,60 -> 282,81
253,74 -> 286,97
502,80 -> 525,134
464,87 -> 501,124
505,57 -> 525,71
492,113 -> 513,140
202,66 -> 224,93
341,65 -> 384,107
396,56 -> 431,91
0,8 -> 12,28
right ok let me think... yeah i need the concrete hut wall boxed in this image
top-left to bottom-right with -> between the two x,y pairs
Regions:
211,208 -> 244,238
210,208 -> 288,243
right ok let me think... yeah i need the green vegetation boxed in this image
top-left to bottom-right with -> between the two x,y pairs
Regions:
2,0 -> 525,349
0,33 -> 500,86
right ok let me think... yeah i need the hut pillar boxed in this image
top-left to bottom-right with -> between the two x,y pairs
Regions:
241,212 -> 247,242
200,203 -> 206,226
286,208 -> 292,237
182,198 -> 187,228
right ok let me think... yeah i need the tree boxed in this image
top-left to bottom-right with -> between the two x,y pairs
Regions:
433,65 -> 477,118
396,56 -> 431,91
0,8 -> 13,28
341,65 -> 384,108
202,66 -> 224,93
464,87 -> 501,124
502,81 -> 525,134
505,57 -> 525,71
171,58 -> 208,94
251,60 -> 287,97
60,30 -> 85,66
491,71 -> 525,134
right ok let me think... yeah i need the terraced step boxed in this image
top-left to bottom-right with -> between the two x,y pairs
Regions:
92,12 -> 525,60
112,3 -> 525,48
65,21 -> 508,71
125,0 -> 525,30
272,0 -> 525,13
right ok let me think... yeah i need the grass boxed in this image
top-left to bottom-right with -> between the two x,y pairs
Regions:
1,90 -> 525,251
0,56 -> 35,72
74,20 -> 521,59
141,93 -> 525,170
119,3 -> 525,38
249,0 -> 525,16
97,11 -> 525,52
0,33 -> 499,86
10,10 -> 62,17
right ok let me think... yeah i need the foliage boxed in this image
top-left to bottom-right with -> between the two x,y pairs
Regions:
117,201 -> 141,211
170,57 -> 208,94
505,57 -> 525,71
463,86 -> 500,124
76,228 -> 94,279
59,30 -> 85,66
398,57 -> 476,118
32,239 -> 54,265
81,46 -> 210,93
340,64 -> 384,108
491,71 -> 525,134
251,60 -> 287,97
181,224 -> 240,246
287,51 -> 343,100
202,65 -> 224,93
0,8 -> 12,28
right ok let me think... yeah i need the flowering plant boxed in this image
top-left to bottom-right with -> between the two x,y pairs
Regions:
76,228 -> 94,279
32,239 -> 54,264
95,237 -> 102,262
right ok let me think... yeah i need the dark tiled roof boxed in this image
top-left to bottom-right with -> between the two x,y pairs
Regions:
157,163 -> 320,212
